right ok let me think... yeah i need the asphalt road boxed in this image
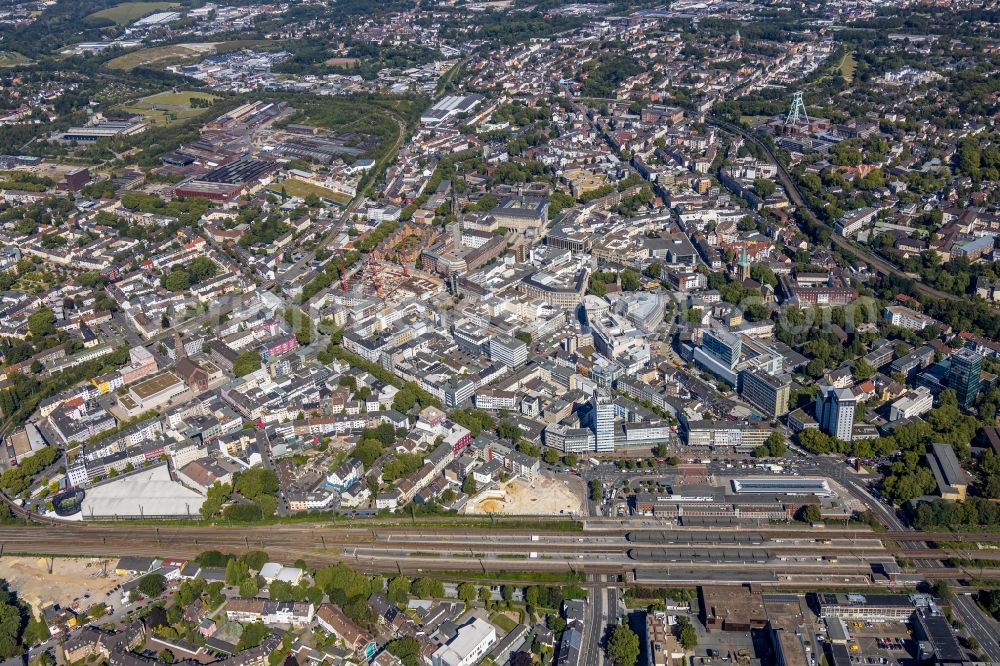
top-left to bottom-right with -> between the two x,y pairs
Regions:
951,593 -> 1000,662
585,574 -> 606,666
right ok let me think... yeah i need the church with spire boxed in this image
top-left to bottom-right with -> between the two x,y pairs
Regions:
736,245 -> 751,283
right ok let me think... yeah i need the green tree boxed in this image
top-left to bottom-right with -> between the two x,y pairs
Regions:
233,351 -> 262,377
200,482 -> 231,519
756,432 -> 786,458
137,573 -> 166,597
458,582 -> 477,604
619,269 -> 641,292
931,581 -> 953,601
799,505 -> 822,523
753,178 -> 776,198
285,308 -> 314,345
351,438 -> 384,468
242,550 -> 270,571
543,448 -> 560,465
234,467 -> 279,500
387,636 -> 422,666
462,476 -> 477,495
27,308 -> 55,338
411,578 -> 445,599
162,269 -> 190,292
853,359 -> 875,381
388,576 -> 411,605
0,595 -> 23,658
675,616 -> 698,650
237,622 -> 270,650
392,386 -> 418,412
498,420 -> 521,442
607,623 -> 640,666
226,558 -> 249,585
239,578 -> 259,597
188,256 -> 219,284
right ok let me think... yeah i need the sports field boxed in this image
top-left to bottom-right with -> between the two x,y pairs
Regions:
106,40 -> 267,70
0,51 -> 30,68
272,178 -> 352,205
122,90 -> 220,126
87,2 -> 178,25
839,51 -> 857,83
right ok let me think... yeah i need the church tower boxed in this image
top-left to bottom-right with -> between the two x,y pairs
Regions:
737,246 -> 751,282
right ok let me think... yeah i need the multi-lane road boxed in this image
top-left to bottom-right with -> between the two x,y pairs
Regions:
951,593 -> 1000,663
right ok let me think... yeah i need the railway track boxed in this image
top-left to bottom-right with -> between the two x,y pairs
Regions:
5,515 -> 1000,584
707,116 -> 959,302
3,496 -> 998,545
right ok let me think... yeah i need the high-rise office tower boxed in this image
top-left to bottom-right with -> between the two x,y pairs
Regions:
592,389 -> 615,452
702,328 -> 742,370
815,383 -> 856,441
949,347 -> 982,409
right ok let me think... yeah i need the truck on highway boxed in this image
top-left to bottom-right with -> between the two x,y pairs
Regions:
530,535 -> 539,542
529,552 -> 538,559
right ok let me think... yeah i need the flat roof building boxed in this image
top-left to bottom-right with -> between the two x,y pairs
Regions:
814,593 -> 919,622
730,477 -> 833,497
432,617 -> 496,666
740,368 -> 792,418
80,464 -> 204,519
700,585 -> 767,632
925,442 -> 968,501
124,371 -> 186,413
421,93 -> 485,125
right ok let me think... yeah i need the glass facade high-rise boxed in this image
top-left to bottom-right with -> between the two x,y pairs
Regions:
592,389 -> 616,452
949,347 -> 982,409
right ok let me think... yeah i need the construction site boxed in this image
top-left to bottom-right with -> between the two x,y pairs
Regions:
342,222 -> 445,303
0,556 -> 123,614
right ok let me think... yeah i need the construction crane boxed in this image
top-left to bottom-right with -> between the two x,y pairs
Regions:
367,254 -> 383,298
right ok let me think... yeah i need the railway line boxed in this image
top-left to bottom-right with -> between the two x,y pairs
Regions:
2,512 -> 999,545
707,116 -> 960,302
4,518 -> 1000,587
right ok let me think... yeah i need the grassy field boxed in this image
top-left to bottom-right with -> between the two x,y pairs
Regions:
271,178 -> 352,205
87,1 -> 178,25
839,51 -> 857,83
106,40 -> 268,70
324,57 -> 359,68
0,51 -> 30,68
121,90 -> 220,126
489,612 -> 519,633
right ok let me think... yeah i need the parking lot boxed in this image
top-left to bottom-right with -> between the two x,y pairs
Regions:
839,621 -> 916,666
